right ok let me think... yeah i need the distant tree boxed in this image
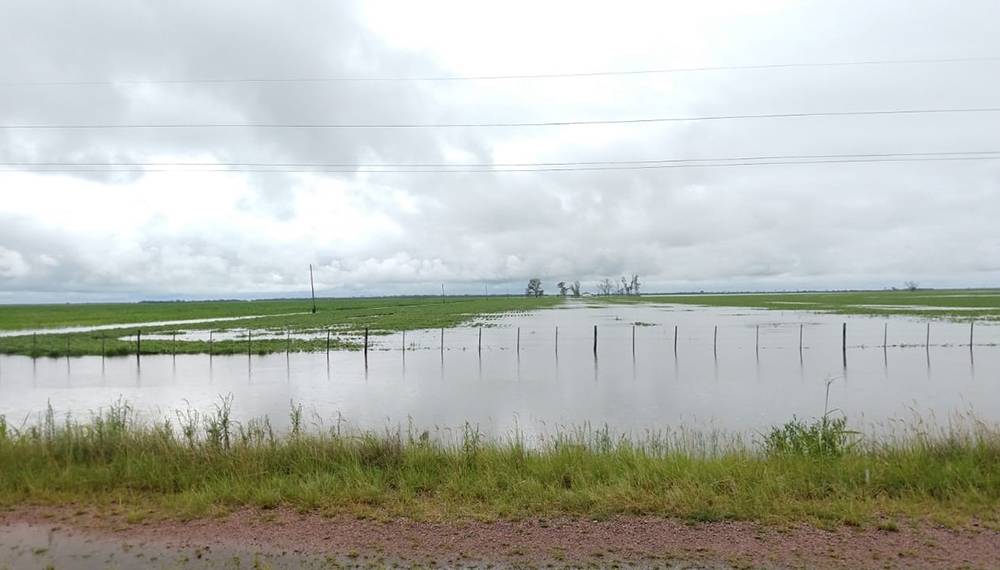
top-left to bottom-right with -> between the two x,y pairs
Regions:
597,278 -> 615,296
630,273 -> 641,296
526,278 -> 544,297
570,281 -> 582,297
904,281 -> 920,292
620,276 -> 631,296
557,281 -> 569,296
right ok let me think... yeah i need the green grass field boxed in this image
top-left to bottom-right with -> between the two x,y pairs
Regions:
4,289 -> 1000,357
607,289 -> 1000,319
0,296 -> 561,357
1,402 -> 997,528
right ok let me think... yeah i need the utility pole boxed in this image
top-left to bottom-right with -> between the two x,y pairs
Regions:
309,264 -> 317,314
441,283 -> 445,303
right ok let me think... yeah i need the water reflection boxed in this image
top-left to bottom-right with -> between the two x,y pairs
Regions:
2,303 -> 999,439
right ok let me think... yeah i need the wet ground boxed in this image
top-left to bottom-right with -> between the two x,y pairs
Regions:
2,507 -> 997,569
1,302 -> 997,439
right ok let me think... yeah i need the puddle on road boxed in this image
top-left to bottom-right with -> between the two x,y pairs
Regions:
1,303 -> 997,440
0,522 -> 337,569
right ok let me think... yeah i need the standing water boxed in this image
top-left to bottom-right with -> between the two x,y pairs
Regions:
0,302 -> 996,440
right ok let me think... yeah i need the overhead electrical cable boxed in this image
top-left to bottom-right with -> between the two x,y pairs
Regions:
3,152 -> 1000,174
3,150 -> 1000,169
2,106 -> 1000,130
4,56 -> 1000,86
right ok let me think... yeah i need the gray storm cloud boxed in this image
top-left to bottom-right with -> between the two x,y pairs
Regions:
1,0 -> 999,301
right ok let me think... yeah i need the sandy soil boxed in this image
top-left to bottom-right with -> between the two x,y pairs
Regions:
1,507 -> 998,569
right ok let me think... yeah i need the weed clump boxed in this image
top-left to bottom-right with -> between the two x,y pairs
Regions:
763,415 -> 856,457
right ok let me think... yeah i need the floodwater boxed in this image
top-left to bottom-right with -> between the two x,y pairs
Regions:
1,302 -> 997,439
0,312 -> 309,338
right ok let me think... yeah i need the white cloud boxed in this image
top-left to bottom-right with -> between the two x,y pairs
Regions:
0,247 -> 29,278
1,0 -> 1000,301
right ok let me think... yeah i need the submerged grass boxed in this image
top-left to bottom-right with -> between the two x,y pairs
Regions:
1,400 -> 998,528
0,296 -> 562,357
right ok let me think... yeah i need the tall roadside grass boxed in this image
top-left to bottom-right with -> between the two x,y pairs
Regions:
1,399 -> 998,527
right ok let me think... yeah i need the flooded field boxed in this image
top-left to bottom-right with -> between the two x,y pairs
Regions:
1,302 -> 997,439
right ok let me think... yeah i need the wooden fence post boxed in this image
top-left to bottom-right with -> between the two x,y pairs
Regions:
593,325 -> 598,355
842,323 -> 847,367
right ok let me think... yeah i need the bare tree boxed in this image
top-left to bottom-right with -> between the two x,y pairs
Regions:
570,281 -> 581,297
597,278 -> 614,296
630,273 -> 641,296
904,281 -> 920,292
526,278 -> 544,297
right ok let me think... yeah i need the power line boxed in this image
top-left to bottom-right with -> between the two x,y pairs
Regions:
4,150 -> 1000,169
4,56 -> 1000,86
3,153 -> 999,174
3,106 -> 1000,130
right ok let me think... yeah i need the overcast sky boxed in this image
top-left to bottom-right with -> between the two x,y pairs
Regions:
2,0 -> 999,302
